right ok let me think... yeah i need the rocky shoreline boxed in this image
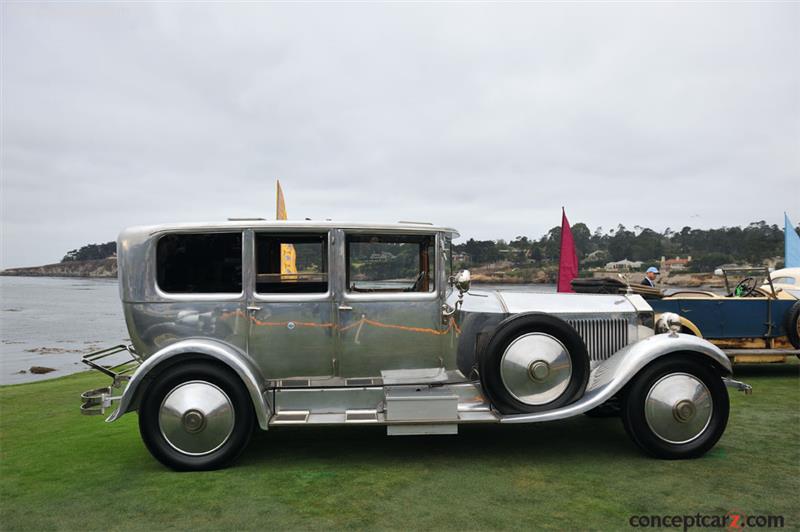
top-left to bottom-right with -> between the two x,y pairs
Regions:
0,257 -> 722,287
0,258 -> 117,278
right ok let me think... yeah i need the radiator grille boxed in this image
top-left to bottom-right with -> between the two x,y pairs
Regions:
567,318 -> 629,363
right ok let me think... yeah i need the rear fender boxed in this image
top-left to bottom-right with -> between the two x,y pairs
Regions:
501,333 -> 731,424
105,338 -> 271,430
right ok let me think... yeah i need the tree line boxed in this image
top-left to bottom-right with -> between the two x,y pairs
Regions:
454,221 -> 798,272
61,242 -> 116,262
60,220 -> 798,273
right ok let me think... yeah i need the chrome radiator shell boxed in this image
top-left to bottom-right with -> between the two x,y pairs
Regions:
567,317 -> 631,363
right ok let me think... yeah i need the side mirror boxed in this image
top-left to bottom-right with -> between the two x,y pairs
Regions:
453,269 -> 471,294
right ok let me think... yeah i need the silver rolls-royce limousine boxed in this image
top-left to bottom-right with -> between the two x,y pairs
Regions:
80,220 -> 750,470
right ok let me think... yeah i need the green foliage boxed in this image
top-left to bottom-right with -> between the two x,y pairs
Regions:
687,252 -> 735,273
61,242 -> 116,263
452,221 -> 797,271
570,223 -> 592,258
352,242 -> 419,280
1,366 -> 797,530
461,238 -> 501,264
293,243 -> 324,273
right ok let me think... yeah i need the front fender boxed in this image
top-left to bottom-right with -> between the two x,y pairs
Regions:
501,333 -> 731,424
106,338 -> 271,430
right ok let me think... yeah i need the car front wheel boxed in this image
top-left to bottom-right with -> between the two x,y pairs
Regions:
138,361 -> 254,471
621,355 -> 729,459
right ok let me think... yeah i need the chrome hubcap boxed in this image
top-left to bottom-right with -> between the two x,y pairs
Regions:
500,333 -> 572,405
528,361 -> 550,381
673,400 -> 696,423
182,409 -> 206,433
645,373 -> 712,444
159,381 -> 235,456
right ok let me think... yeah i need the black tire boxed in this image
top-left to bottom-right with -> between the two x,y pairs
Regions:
584,397 -> 621,418
479,313 -> 590,414
138,361 -> 254,471
785,301 -> 800,350
621,354 -> 729,459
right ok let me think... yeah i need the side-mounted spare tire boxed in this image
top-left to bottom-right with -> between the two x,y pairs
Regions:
479,313 -> 590,415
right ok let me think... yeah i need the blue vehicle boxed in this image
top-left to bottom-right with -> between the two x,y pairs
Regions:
574,268 -> 800,361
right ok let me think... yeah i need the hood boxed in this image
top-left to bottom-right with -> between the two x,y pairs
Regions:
458,289 -> 651,316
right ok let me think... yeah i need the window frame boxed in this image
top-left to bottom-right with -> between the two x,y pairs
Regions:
153,230 -> 245,301
342,231 -> 440,302
252,230 -> 333,303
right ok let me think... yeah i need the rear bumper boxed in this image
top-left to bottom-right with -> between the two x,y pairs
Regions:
79,345 -> 141,416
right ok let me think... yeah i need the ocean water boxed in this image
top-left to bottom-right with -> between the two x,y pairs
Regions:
0,277 -> 557,385
0,277 -> 129,385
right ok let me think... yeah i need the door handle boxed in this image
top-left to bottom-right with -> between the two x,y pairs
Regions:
247,306 -> 262,312
338,305 -> 353,311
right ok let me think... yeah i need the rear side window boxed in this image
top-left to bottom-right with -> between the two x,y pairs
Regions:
157,233 -> 243,294
255,233 -> 328,294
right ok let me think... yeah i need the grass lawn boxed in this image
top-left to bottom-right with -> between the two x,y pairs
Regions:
1,363 -> 798,531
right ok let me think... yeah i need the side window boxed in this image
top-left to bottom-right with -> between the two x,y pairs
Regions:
255,233 -> 328,294
157,233 -> 242,294
346,234 -> 435,293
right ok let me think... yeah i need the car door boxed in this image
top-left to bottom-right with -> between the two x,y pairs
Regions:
335,230 -> 445,380
246,230 -> 336,382
716,297 -> 772,338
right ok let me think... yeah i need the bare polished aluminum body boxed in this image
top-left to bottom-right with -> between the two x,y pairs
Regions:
100,220 -> 734,432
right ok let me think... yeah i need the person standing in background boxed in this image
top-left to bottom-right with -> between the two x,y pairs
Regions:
641,266 -> 659,287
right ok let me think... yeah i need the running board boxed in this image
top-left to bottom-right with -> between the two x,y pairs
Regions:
270,410 -> 310,424
270,409 -> 381,426
387,424 -> 458,436
345,410 -> 379,423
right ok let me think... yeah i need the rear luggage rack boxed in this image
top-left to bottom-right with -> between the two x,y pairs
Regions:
80,345 -> 141,416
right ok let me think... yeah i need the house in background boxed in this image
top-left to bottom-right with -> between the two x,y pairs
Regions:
661,256 -> 692,272
604,259 -> 643,271
453,252 -> 471,265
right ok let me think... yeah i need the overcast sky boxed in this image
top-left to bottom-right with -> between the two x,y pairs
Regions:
2,3 -> 799,268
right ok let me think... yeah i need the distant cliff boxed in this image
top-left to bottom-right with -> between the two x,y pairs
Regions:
0,258 -> 117,278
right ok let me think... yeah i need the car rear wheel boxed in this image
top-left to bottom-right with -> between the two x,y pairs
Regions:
138,361 -> 254,471
621,355 -> 729,459
480,313 -> 590,414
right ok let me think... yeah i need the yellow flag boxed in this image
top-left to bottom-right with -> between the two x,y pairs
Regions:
276,180 -> 297,276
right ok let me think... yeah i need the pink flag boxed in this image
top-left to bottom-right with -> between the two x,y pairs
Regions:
557,208 -> 579,293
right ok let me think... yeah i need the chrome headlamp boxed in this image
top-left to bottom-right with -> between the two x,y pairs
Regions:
637,310 -> 655,330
